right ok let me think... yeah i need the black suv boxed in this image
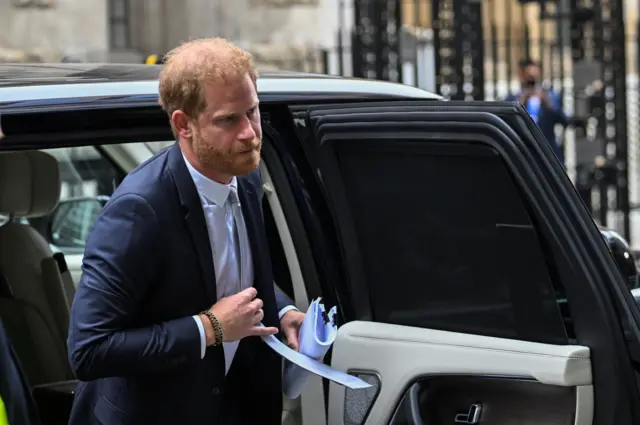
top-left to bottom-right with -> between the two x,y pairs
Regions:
1,63 -> 640,425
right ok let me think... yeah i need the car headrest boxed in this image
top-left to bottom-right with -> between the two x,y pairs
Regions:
0,151 -> 61,218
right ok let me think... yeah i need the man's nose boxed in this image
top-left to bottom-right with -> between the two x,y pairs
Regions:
238,118 -> 256,140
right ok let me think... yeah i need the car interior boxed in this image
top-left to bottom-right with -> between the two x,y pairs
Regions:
0,150 -> 76,384
0,143 -> 320,425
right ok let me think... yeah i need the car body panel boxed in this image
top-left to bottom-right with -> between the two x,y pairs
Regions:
0,63 -> 441,108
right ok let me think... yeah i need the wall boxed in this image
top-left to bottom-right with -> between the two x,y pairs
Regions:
0,0 -> 108,61
0,0 -> 337,68
129,0 -> 338,71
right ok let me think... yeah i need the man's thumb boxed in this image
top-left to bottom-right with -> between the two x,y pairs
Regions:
240,287 -> 257,300
284,328 -> 299,351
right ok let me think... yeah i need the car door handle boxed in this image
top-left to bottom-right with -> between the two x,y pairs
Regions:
455,403 -> 483,424
406,382 -> 426,425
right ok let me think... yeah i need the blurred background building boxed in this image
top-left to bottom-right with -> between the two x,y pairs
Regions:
1,0 -> 639,242
0,0 -> 337,70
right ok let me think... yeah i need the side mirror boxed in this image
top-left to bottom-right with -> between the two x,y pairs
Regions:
47,196 -> 109,252
599,226 -> 639,290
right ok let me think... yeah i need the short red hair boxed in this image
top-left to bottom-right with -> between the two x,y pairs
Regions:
158,37 -> 258,124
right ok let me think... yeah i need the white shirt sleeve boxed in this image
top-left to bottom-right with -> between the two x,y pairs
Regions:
278,305 -> 299,319
192,315 -> 206,359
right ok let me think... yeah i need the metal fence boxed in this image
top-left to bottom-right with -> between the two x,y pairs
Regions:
314,0 -> 640,244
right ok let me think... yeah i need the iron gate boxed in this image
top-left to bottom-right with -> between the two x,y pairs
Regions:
325,0 -> 636,243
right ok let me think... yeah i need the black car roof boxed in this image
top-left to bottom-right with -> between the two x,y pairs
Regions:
0,63 -> 441,107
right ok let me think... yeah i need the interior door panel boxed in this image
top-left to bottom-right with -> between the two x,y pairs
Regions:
328,321 -> 592,425
390,377 -> 575,425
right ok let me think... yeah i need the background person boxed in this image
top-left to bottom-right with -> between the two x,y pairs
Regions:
505,58 -> 570,166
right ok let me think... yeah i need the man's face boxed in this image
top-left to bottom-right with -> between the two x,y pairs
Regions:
520,64 -> 540,87
190,74 -> 262,180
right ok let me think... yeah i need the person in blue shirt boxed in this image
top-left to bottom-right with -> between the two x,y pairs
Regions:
505,58 -> 569,166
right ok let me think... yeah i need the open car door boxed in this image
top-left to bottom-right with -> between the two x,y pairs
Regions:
298,102 -> 640,425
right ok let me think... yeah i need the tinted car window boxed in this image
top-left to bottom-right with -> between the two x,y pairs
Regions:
335,140 -> 569,345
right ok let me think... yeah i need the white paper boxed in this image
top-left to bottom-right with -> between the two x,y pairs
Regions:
258,304 -> 371,395
282,298 -> 338,398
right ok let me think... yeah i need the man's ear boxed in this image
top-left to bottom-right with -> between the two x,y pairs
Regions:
171,110 -> 193,140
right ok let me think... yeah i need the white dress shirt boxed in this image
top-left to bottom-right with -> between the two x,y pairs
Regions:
183,155 -> 295,374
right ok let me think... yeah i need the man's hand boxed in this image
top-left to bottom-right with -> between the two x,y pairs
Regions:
201,287 -> 279,344
280,309 -> 306,351
517,90 -> 530,103
519,88 -> 552,109
518,87 -> 538,104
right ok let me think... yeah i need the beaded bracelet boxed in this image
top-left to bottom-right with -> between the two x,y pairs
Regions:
200,310 -> 223,346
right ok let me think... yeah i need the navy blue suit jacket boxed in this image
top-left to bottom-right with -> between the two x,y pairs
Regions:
67,143 -> 291,425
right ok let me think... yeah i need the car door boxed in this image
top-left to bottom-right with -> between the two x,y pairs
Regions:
291,101 -> 640,425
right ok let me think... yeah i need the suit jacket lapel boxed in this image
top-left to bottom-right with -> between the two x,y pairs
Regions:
167,143 -> 217,303
237,175 -> 279,328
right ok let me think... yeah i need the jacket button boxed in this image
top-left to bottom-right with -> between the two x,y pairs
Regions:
211,387 -> 220,396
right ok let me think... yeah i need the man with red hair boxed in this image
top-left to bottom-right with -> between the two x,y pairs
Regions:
67,37 -> 305,425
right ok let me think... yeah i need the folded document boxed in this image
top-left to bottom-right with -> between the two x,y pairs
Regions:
259,298 -> 371,399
